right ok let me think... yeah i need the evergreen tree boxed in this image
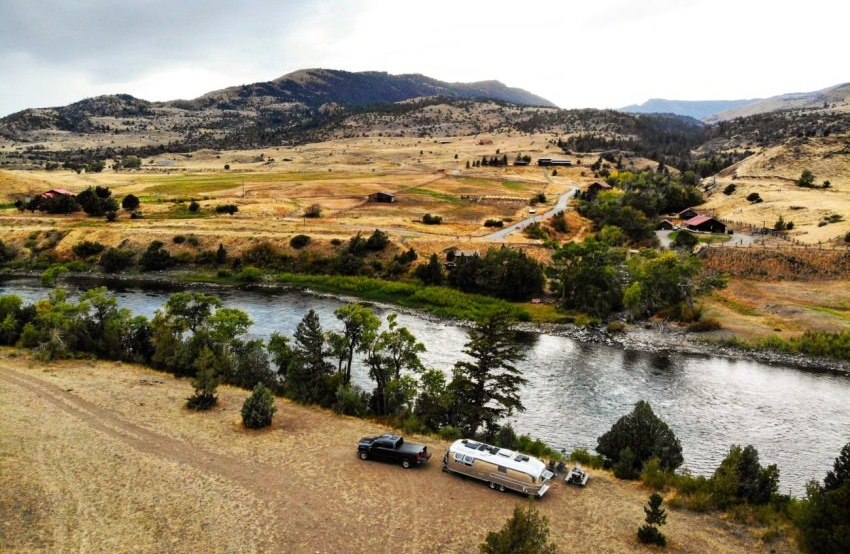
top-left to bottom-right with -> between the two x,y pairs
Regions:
798,442 -> 850,554
449,310 -> 527,437
289,309 -> 334,405
479,504 -> 557,554
215,243 -> 228,265
637,492 -> 668,546
241,383 -> 277,429
186,346 -> 221,410
597,400 -> 683,477
414,253 -> 445,286
710,444 -> 779,507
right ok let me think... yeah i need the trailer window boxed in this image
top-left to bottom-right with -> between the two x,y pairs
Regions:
497,465 -> 507,473
463,455 -> 474,466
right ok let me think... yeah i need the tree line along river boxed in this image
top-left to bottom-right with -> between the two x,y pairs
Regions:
2,277 -> 848,496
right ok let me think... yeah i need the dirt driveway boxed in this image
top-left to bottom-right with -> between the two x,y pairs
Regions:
0,353 -> 797,553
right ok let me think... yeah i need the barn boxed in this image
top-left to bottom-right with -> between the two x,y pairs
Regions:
367,192 -> 396,203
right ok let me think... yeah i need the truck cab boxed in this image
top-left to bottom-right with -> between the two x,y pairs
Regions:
357,434 -> 432,468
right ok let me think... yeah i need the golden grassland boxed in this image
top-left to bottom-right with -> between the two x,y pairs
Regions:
0,351 -> 799,553
703,135 -> 850,244
0,133 -> 592,263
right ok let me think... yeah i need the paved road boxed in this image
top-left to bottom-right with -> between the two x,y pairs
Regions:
482,185 -> 577,241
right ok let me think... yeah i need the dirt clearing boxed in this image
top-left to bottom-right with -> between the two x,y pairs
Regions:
0,351 -> 797,553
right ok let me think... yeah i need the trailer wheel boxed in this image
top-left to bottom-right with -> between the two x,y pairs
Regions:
359,450 -> 368,461
489,482 -> 497,490
402,458 -> 412,469
498,484 -> 506,493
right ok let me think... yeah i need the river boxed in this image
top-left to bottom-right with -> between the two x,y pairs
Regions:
2,277 -> 848,496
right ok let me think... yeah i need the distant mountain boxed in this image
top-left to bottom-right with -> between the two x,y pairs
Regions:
0,68 -> 557,148
620,98 -> 758,120
165,68 -> 557,111
705,82 -> 850,122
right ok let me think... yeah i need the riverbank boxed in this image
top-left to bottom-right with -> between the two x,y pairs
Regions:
4,268 -> 849,375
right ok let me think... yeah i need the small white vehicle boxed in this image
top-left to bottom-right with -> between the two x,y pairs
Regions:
565,465 -> 589,487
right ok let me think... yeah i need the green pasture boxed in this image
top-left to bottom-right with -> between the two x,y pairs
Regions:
135,171 -> 377,196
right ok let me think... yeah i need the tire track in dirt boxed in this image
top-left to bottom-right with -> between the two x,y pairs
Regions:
0,367 -> 333,550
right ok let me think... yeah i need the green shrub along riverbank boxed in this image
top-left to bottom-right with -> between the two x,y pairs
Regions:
723,330 -> 850,362
273,272 -> 530,322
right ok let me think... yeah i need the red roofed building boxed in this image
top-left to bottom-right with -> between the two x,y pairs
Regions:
684,215 -> 726,234
40,188 -> 75,199
586,181 -> 612,199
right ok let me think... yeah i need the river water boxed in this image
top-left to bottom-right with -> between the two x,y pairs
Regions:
3,277 -> 848,496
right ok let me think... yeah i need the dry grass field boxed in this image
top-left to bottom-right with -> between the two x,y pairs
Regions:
0,351 -> 799,553
0,133 -> 594,262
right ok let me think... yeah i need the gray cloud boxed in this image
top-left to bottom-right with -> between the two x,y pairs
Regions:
0,0 -> 314,82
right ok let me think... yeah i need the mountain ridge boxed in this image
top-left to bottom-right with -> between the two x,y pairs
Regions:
620,98 -> 758,121
620,82 -> 850,122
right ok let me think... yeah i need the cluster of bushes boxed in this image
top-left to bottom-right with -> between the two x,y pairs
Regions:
446,247 -> 544,302
421,213 -> 442,225
215,204 -> 238,215
593,400 -> 850,552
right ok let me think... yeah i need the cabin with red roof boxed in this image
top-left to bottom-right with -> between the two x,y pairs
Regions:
684,215 -> 726,234
40,188 -> 75,199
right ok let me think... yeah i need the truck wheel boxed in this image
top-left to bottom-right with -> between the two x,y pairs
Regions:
359,450 -> 368,461
401,458 -> 412,469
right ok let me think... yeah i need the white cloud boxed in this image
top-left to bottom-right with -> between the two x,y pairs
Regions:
0,0 -> 846,116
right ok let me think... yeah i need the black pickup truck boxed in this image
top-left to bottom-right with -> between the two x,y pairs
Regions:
357,434 -> 432,468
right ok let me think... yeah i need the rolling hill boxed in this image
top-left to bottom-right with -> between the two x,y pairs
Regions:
705,82 -> 850,122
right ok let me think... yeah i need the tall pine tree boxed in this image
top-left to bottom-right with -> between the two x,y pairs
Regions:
449,310 -> 526,437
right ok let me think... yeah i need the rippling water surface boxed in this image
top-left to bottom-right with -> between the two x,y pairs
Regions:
4,278 -> 849,495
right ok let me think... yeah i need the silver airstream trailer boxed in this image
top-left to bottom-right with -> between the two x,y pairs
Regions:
442,439 -> 554,497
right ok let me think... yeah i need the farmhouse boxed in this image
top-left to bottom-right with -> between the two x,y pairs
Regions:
657,219 -> 675,230
684,215 -> 726,234
444,247 -> 479,268
367,192 -> 396,203
586,181 -> 612,198
678,207 -> 699,220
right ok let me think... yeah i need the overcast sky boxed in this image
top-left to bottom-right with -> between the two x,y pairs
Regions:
0,0 -> 845,117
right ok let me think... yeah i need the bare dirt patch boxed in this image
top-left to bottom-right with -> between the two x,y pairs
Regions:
0,351 -> 798,553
